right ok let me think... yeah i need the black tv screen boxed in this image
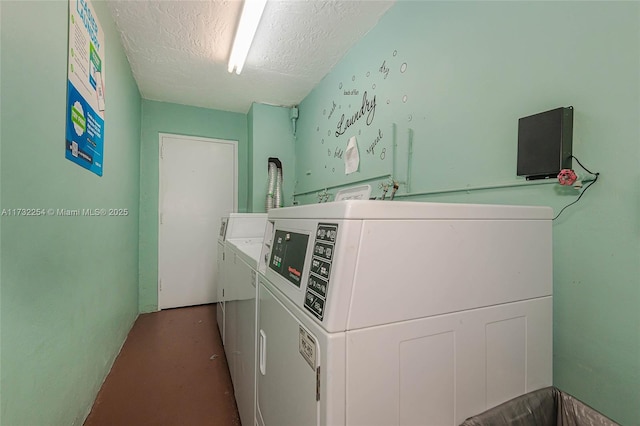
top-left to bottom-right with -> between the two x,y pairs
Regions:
517,106 -> 573,180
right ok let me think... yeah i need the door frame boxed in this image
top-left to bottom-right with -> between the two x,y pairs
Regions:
157,132 -> 238,309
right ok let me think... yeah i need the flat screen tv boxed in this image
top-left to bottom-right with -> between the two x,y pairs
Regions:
517,106 -> 573,180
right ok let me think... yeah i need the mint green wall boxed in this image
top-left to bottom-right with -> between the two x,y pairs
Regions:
0,1 -> 141,424
295,2 -> 640,424
138,99 -> 248,312
248,103 -> 296,212
0,2 -> 3,415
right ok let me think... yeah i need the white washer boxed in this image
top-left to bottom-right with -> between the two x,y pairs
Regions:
216,216 -> 229,341
256,201 -> 553,426
216,213 -> 267,345
225,237 -> 263,426
217,213 -> 267,426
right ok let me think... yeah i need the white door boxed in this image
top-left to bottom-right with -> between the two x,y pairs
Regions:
158,133 -> 237,309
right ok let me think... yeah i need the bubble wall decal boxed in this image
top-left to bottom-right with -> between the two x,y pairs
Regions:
307,47 -> 412,176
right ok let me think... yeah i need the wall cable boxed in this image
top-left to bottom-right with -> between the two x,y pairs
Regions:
553,155 -> 600,221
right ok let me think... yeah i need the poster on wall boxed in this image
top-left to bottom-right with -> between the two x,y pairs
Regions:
65,0 -> 105,176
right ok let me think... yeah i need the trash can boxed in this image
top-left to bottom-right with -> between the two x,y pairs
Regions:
459,386 -> 619,426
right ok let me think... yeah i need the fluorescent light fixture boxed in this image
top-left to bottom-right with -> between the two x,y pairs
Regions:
228,0 -> 268,75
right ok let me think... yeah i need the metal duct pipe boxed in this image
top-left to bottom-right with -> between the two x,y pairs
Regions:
274,167 -> 283,208
266,161 -> 277,211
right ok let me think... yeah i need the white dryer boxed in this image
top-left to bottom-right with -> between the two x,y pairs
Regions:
256,201 -> 553,426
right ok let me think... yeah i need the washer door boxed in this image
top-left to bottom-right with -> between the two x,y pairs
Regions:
256,279 -> 319,426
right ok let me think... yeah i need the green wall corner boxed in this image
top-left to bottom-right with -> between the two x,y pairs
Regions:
248,103 -> 296,212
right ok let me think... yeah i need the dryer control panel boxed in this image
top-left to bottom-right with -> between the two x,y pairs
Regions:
218,217 -> 228,242
304,223 -> 338,320
269,230 -> 309,288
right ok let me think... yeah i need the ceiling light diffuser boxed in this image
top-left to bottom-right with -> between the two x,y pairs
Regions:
228,0 -> 268,75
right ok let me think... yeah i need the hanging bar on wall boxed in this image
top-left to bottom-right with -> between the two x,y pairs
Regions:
393,176 -> 595,199
391,122 -> 398,180
407,128 -> 414,194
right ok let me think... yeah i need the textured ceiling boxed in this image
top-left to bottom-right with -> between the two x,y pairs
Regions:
106,0 -> 395,114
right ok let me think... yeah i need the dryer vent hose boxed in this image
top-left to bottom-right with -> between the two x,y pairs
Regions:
266,158 -> 283,211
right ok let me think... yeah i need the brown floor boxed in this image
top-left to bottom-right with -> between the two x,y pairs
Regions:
84,304 -> 240,426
